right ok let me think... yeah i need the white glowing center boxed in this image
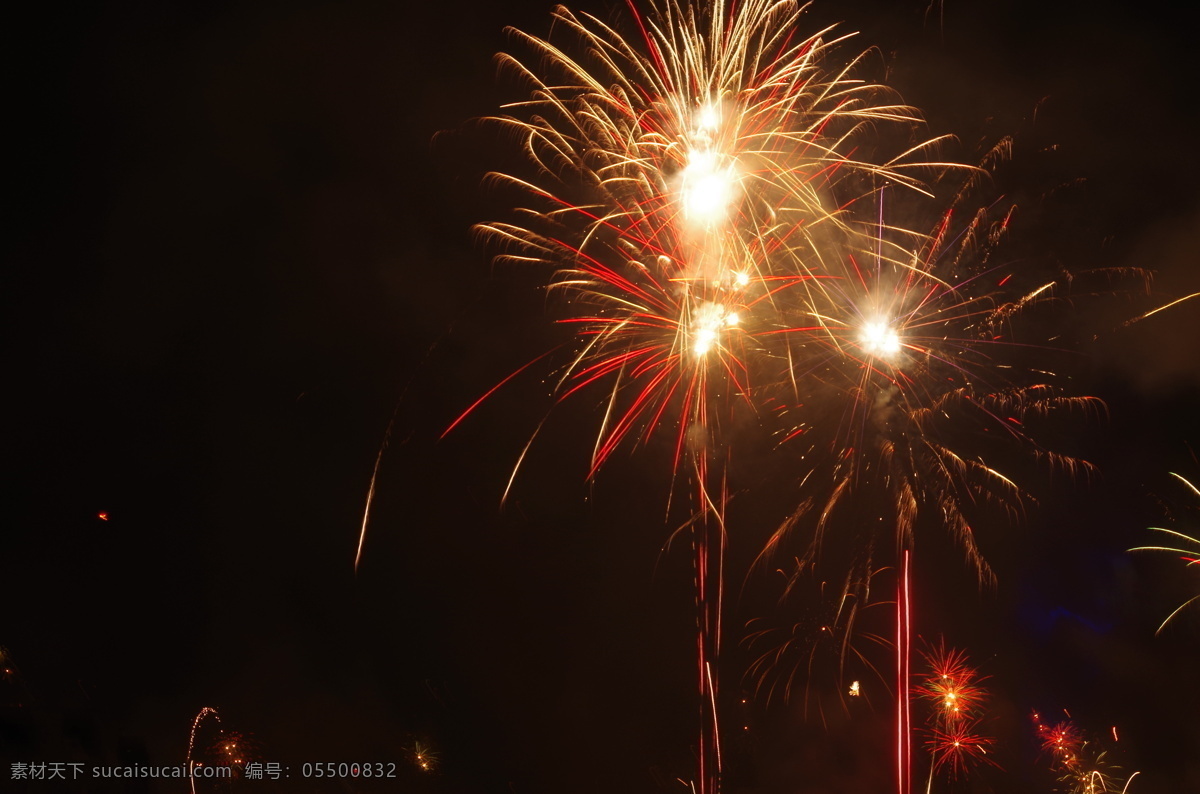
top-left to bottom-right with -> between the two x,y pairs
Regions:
681,150 -> 737,223
680,102 -> 737,225
860,320 -> 901,356
692,301 -> 739,356
696,103 -> 720,133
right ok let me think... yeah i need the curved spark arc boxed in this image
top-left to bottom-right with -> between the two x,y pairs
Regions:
186,707 -> 221,794
1130,472 -> 1200,635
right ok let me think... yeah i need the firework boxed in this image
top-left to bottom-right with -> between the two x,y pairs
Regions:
1119,291 -> 1199,329
469,3 -> 961,791
1035,715 -> 1083,771
744,563 -> 890,724
461,2 -> 1146,792
474,0 -> 957,489
916,643 -> 995,782
1032,712 -> 1136,794
918,642 -> 987,727
412,740 -> 439,772
1130,472 -> 1200,635
207,730 -> 260,777
925,720 -> 994,780
741,171 -> 1151,794
756,188 -> 1112,588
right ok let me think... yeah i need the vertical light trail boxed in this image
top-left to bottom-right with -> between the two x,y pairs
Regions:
706,661 -> 722,784
897,548 -> 912,794
694,472 -> 728,794
694,512 -> 722,794
906,549 -> 913,794
696,520 -> 708,794
354,450 -> 383,574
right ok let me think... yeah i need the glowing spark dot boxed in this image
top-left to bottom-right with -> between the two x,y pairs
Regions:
733,271 -> 750,287
849,680 -> 861,697
97,512 -> 108,521
859,319 -> 902,356
412,741 -> 438,773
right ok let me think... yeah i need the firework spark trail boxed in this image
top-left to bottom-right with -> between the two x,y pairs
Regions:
1130,472 -> 1200,634
1118,291 -> 1198,328
187,707 -> 220,794
355,423 -> 390,574
899,549 -> 912,794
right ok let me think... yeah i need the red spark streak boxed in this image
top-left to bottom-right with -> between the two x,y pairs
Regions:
441,351 -> 556,439
898,549 -> 912,794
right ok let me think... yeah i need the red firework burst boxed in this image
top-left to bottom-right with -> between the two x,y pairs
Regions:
920,642 -> 989,727
926,719 -> 996,778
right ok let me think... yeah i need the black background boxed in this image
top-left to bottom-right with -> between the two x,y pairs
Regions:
5,1 -> 1198,792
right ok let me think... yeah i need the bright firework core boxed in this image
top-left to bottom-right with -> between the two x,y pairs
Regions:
691,301 -> 739,356
680,102 -> 738,225
681,150 -> 738,223
695,101 -> 721,133
859,318 -> 902,357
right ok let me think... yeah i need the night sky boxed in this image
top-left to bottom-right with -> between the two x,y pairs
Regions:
5,1 -> 1198,793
